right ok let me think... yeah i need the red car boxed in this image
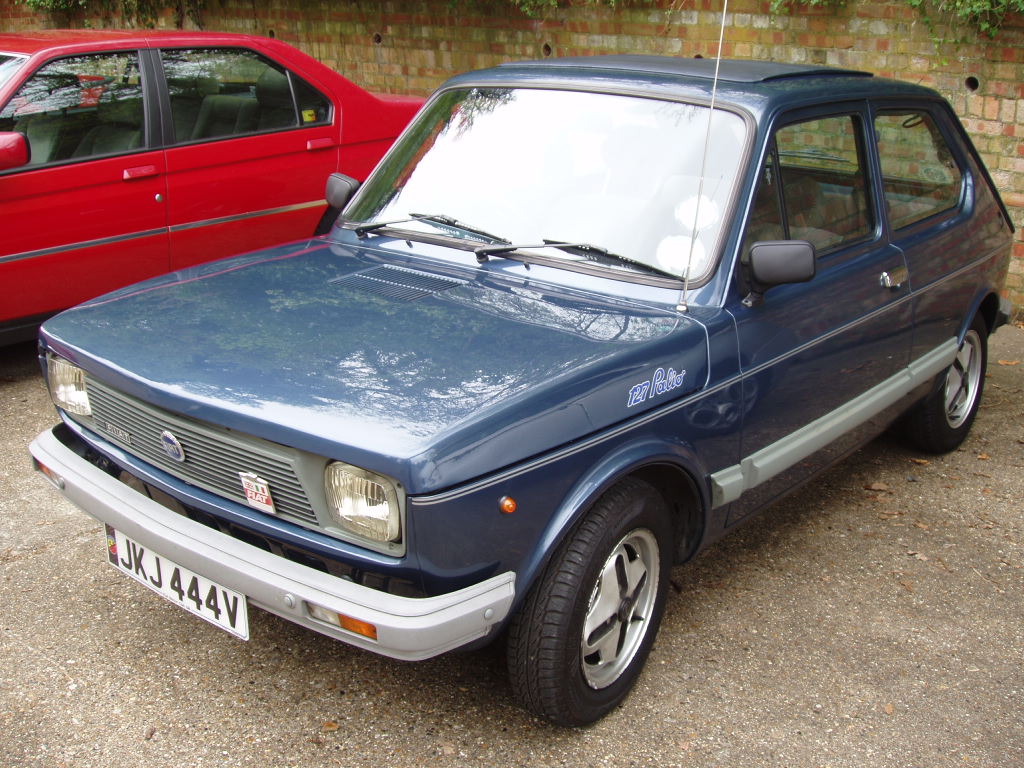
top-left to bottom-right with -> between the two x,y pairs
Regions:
0,30 -> 422,343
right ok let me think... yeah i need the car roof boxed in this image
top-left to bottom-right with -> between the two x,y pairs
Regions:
444,55 -> 943,115
509,55 -> 873,83
0,29 -> 278,57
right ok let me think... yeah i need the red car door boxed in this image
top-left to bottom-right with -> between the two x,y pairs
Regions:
159,47 -> 339,268
0,50 -> 168,330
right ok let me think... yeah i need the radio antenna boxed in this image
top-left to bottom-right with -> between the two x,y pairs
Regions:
678,0 -> 729,312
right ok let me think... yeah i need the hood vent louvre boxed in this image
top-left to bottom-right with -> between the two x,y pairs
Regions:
331,265 -> 466,301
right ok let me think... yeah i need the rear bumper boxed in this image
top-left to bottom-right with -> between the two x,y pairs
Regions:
30,426 -> 515,661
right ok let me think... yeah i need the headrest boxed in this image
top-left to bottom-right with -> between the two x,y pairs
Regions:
98,88 -> 143,125
255,67 -> 292,109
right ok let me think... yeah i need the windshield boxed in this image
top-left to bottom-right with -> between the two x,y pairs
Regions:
348,87 -> 747,281
0,53 -> 27,89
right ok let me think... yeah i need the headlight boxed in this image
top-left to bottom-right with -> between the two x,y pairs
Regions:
324,462 -> 401,543
47,355 -> 92,416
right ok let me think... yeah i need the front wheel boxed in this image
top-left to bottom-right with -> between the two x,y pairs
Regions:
506,478 -> 672,726
903,314 -> 988,454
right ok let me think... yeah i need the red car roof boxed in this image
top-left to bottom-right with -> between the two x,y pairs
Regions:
0,29 -> 282,57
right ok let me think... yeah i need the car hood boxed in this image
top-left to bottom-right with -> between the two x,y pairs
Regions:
42,238 -> 710,493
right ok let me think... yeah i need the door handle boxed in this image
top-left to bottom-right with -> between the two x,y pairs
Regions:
879,265 -> 909,290
122,164 -> 159,180
306,138 -> 336,151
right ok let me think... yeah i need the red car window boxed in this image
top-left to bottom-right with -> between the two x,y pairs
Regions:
0,51 -> 143,165
160,47 -> 330,144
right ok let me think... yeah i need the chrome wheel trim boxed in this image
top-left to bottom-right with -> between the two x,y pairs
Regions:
581,528 -> 660,690
944,329 -> 983,429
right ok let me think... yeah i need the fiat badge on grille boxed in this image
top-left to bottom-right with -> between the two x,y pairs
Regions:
159,430 -> 186,462
239,472 -> 276,514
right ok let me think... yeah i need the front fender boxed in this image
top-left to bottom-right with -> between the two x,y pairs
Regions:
510,436 -> 711,611
407,379 -> 739,607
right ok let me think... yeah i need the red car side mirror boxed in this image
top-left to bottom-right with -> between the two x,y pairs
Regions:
0,131 -> 29,171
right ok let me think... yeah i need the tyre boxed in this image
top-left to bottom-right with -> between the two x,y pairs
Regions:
506,477 -> 672,726
904,314 -> 988,454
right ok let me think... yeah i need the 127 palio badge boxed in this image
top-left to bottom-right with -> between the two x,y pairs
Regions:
627,366 -> 687,407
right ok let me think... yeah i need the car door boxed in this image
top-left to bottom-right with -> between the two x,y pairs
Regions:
0,49 -> 169,332
724,106 -> 913,524
158,46 -> 339,269
873,103 -> 1006,359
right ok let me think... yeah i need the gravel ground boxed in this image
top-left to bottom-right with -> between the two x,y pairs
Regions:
1,326 -> 1021,768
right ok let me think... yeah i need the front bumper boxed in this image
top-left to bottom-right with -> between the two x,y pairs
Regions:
30,426 -> 515,661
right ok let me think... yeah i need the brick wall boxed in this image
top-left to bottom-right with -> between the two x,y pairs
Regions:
3,0 -> 1022,305
0,0 -> 36,29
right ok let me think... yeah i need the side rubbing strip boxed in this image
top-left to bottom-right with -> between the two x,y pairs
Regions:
710,339 -> 958,508
1,202 -> 325,266
0,228 -> 166,266
169,200 -> 323,234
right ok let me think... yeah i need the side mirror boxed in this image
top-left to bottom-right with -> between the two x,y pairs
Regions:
0,132 -> 29,171
315,172 -> 362,235
325,172 -> 360,210
743,240 -> 816,307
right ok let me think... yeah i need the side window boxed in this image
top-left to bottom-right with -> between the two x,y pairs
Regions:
875,110 -> 963,230
776,115 -> 873,253
290,76 -> 331,126
161,48 -> 331,143
744,115 -> 874,256
743,146 -> 785,252
0,52 -> 143,166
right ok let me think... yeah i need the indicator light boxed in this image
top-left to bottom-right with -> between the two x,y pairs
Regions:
34,459 -> 65,490
306,602 -> 378,640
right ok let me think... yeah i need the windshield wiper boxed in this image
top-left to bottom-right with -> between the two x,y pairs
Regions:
352,213 -> 510,245
476,239 -> 678,279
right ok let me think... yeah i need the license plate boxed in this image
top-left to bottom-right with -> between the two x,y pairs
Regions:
105,524 -> 249,640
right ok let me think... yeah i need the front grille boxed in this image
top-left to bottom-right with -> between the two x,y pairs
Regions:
85,379 -> 319,526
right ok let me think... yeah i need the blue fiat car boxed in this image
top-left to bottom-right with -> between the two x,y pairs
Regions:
31,57 -> 1014,725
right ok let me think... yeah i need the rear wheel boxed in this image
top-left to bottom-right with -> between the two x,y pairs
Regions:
904,314 -> 988,453
506,478 -> 672,726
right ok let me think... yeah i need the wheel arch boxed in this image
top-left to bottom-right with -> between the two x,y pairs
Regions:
972,290 -> 1003,337
513,440 -> 710,613
630,462 -> 705,564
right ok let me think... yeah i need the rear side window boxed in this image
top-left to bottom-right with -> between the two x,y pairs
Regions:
0,52 -> 144,166
161,48 -> 331,143
744,114 -> 874,255
875,110 -> 963,230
